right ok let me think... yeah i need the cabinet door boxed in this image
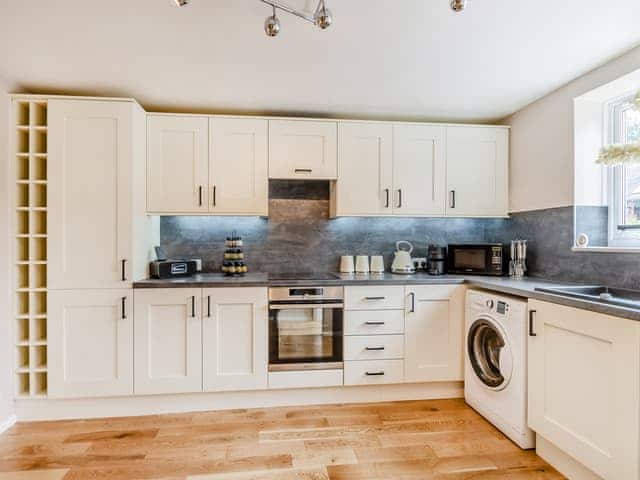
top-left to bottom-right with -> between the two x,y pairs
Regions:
210,118 -> 268,215
134,288 -> 202,395
404,285 -> 465,382
269,120 -> 337,179
48,289 -> 133,398
528,300 -> 640,480
203,287 -> 267,392
336,123 -> 393,216
393,124 -> 446,216
48,100 -> 132,289
446,126 -> 508,217
147,115 -> 209,213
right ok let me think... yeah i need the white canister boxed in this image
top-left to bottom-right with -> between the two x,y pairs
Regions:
340,256 -> 355,273
355,255 -> 370,274
370,255 -> 384,273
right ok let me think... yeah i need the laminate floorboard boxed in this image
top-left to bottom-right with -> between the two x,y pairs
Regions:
0,399 -> 565,480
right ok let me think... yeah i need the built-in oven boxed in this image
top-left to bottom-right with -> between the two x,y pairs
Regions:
268,286 -> 343,371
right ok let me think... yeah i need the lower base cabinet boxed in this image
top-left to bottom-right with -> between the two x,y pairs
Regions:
203,287 -> 268,392
48,289 -> 133,398
134,288 -> 203,395
404,285 -> 465,382
528,300 -> 640,480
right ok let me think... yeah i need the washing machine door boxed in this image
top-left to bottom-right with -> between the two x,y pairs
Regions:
467,316 -> 513,391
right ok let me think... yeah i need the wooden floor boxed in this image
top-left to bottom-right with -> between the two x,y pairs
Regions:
0,399 -> 564,480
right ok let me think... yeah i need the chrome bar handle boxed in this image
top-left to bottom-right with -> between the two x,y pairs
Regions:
365,321 -> 385,326
449,190 -> 456,209
397,189 -> 402,208
409,292 -> 415,313
365,296 -> 386,301
365,371 -> 385,376
384,188 -> 390,208
212,186 -> 217,207
294,168 -> 313,173
121,297 -> 127,320
191,296 -> 196,318
365,346 -> 385,351
199,186 -> 203,206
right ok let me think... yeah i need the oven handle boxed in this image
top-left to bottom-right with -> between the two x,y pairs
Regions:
269,303 -> 344,310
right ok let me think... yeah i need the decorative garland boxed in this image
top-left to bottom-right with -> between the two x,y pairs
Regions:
597,90 -> 640,165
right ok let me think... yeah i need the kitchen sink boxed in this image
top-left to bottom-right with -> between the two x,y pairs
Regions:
535,285 -> 640,309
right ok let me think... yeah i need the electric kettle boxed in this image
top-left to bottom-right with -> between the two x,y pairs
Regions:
391,240 -> 416,274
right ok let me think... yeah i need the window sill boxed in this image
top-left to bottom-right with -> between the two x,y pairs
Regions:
572,246 -> 640,253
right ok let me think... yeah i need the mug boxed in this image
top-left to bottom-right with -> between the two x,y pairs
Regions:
370,255 -> 384,273
340,256 -> 355,273
355,255 -> 370,273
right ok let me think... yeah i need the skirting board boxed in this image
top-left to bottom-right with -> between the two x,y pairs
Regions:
0,415 -> 17,435
536,435 -> 602,480
15,381 -> 463,421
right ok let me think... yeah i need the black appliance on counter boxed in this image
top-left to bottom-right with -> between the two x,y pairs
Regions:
447,243 -> 506,276
427,245 -> 447,275
150,246 -> 198,279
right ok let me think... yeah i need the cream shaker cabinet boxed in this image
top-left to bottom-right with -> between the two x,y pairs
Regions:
147,115 -> 209,214
147,115 -> 268,215
134,288 -> 203,395
48,289 -> 133,398
528,300 -> 640,480
446,126 -> 509,217
48,100 -> 135,289
209,118 -> 268,215
404,285 -> 465,383
335,122 -> 393,216
335,123 -> 447,217
269,119 -> 338,179
202,287 -> 268,392
392,124 -> 446,216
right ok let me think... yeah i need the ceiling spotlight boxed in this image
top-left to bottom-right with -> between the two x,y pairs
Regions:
264,5 -> 281,37
450,0 -> 467,12
173,0 -> 189,6
314,0 -> 332,29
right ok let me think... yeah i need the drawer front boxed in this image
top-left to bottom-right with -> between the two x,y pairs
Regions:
344,335 -> 404,361
344,360 -> 404,385
344,310 -> 405,335
345,286 -> 405,310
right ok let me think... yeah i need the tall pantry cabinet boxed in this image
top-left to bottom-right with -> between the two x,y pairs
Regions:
22,97 -> 158,399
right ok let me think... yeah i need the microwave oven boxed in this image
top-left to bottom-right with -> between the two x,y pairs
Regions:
447,244 -> 505,276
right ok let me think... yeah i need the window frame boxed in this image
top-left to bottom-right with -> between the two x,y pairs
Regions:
607,94 -> 640,247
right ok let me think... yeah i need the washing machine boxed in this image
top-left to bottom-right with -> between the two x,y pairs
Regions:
465,289 -> 535,449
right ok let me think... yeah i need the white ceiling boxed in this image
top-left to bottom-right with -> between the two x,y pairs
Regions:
1,0 -> 639,122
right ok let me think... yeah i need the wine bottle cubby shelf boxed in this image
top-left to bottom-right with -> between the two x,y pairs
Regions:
12,99 -> 48,398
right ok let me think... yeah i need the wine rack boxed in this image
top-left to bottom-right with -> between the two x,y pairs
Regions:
12,98 -> 48,398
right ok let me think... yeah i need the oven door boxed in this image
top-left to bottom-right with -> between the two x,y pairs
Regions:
269,303 -> 343,370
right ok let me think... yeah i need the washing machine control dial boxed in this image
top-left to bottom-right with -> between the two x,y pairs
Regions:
485,299 -> 494,309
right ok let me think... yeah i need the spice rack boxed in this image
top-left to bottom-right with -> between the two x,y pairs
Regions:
12,99 -> 48,398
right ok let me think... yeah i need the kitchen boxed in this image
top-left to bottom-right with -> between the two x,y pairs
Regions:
1,1 -> 640,479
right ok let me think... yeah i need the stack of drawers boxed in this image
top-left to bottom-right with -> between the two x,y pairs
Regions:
343,286 -> 406,385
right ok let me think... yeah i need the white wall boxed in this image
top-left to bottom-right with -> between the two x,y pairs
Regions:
0,77 -> 15,427
506,44 -> 640,213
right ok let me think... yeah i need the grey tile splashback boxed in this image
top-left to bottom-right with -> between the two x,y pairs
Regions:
486,206 -> 640,290
161,181 -> 494,274
161,182 -> 640,288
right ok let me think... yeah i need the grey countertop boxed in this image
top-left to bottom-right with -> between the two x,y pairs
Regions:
133,273 -> 640,321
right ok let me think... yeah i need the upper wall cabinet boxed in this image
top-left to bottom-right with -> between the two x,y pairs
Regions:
147,115 -> 209,214
393,124 -> 446,216
335,123 -> 446,217
48,100 -> 134,289
210,118 -> 268,216
336,123 -> 393,216
446,126 -> 509,217
147,115 -> 268,216
269,120 -> 338,179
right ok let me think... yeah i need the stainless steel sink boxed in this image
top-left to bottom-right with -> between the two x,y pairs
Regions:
535,285 -> 640,309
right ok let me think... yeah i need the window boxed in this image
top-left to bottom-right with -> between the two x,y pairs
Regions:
608,95 -> 640,247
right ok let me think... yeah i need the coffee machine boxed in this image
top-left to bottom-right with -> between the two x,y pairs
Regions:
427,245 -> 447,275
